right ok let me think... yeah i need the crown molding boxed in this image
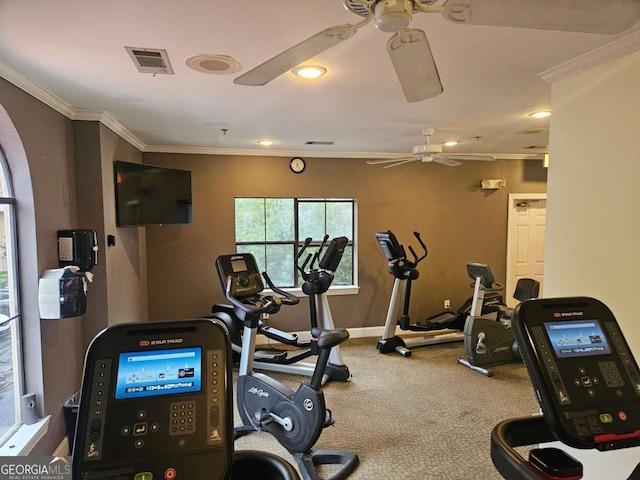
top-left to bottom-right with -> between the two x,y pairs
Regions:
0,58 -> 76,118
0,57 -> 551,161
73,109 -> 146,151
539,29 -> 640,84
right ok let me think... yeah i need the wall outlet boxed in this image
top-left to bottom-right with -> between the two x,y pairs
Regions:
444,299 -> 451,309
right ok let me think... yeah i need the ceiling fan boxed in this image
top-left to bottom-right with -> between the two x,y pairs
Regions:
234,0 -> 640,102
366,128 -> 496,168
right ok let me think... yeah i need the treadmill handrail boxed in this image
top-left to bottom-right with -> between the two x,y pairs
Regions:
490,415 -> 561,480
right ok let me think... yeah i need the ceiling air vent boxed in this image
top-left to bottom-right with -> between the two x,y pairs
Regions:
305,141 -> 335,146
125,47 -> 174,75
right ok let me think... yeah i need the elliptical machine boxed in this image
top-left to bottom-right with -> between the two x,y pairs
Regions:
457,263 -> 540,377
212,236 -> 351,382
212,252 -> 359,480
375,230 -> 465,357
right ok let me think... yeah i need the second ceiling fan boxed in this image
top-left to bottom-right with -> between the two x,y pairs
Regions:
366,128 -> 496,168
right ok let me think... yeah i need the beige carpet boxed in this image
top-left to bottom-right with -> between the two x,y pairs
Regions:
233,336 -> 540,479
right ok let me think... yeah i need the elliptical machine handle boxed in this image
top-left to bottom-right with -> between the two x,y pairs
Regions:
261,272 -> 300,306
295,237 -> 314,280
410,231 -> 428,264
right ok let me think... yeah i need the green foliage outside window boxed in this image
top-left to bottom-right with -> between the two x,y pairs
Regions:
235,198 -> 355,288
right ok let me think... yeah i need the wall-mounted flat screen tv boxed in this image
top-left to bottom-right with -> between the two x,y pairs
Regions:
114,160 -> 192,227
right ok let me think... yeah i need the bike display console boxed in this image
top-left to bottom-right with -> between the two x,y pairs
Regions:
72,318 -> 233,480
513,297 -> 640,451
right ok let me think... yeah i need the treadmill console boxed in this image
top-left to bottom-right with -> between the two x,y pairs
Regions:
73,318 -> 233,480
513,297 -> 640,451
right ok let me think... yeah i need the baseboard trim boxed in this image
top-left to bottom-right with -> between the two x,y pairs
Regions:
256,326 -> 384,345
52,436 -> 69,457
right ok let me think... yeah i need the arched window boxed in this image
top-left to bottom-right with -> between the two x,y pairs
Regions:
0,145 -> 22,445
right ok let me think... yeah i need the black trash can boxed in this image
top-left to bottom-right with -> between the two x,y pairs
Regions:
63,391 -> 80,455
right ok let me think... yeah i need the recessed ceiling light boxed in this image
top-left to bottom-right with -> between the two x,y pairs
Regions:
257,139 -> 275,146
528,110 -> 551,119
444,141 -> 459,147
291,65 -> 327,79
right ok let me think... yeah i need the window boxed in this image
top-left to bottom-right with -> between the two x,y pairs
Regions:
235,198 -> 356,288
0,146 -> 22,446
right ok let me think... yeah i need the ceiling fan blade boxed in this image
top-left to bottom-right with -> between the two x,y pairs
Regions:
443,154 -> 496,161
367,156 -> 415,165
432,156 -> 463,167
234,22 -> 365,86
383,158 -> 421,169
387,29 -> 443,103
442,0 -> 640,34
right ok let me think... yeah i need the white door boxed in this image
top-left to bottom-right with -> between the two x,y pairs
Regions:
505,193 -> 547,307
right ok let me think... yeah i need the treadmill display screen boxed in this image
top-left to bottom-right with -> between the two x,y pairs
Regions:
544,319 -> 612,359
115,347 -> 202,399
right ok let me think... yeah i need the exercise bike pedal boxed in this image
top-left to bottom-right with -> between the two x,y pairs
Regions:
324,408 -> 336,428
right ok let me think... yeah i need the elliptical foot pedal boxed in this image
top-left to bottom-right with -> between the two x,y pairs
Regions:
255,348 -> 288,362
293,449 -> 359,480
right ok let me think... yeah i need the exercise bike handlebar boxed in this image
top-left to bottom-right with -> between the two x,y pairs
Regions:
224,275 -> 280,315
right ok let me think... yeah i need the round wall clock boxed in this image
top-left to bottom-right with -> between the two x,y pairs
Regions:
290,157 -> 306,173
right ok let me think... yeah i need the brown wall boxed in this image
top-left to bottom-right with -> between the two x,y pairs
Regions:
143,153 -> 547,332
0,77 -> 81,455
0,75 -> 545,455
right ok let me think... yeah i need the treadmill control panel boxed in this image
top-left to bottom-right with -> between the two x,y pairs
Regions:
73,319 -> 232,480
513,297 -> 640,451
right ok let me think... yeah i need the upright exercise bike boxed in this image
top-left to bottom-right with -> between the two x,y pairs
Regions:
212,252 -> 359,480
375,230 -> 465,357
212,236 -> 351,382
457,263 -> 540,376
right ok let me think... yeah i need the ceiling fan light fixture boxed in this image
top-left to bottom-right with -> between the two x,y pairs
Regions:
374,0 -> 413,32
291,65 -> 327,79
528,110 -> 551,119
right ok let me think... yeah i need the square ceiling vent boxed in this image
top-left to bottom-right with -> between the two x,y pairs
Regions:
125,47 -> 174,75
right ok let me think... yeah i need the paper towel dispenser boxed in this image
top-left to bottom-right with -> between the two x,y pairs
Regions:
57,229 -> 98,272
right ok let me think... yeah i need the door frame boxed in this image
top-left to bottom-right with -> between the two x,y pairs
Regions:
506,193 -> 547,305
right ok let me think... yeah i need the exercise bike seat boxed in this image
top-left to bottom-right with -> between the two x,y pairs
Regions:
311,327 -> 349,349
496,278 -> 540,320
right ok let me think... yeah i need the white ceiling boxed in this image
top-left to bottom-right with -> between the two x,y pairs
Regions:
0,0 -> 638,159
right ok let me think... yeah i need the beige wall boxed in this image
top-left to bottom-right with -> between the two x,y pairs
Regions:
543,48 -> 640,475
545,48 -> 640,353
143,152 -> 547,332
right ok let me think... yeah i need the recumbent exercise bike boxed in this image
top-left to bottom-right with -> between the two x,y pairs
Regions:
211,252 -> 359,480
457,262 -> 540,377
